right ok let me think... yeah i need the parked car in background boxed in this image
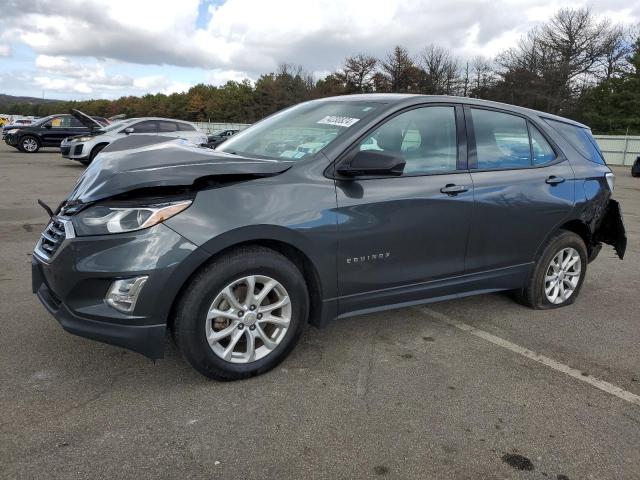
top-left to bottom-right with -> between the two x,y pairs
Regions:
2,118 -> 36,139
32,94 -> 626,380
61,111 -> 208,165
4,114 -> 108,152
204,129 -> 238,148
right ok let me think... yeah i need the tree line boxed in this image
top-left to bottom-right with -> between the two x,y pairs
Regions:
3,8 -> 638,134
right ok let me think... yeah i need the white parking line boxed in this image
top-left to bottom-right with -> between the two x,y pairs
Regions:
420,307 -> 640,407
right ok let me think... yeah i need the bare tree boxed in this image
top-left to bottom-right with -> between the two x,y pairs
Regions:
491,7 -> 627,112
597,25 -> 635,80
339,54 -> 378,93
418,44 -> 460,95
471,56 -> 495,97
380,46 -> 421,93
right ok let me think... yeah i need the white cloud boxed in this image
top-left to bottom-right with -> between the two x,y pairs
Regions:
33,76 -> 93,94
1,0 -> 638,99
133,75 -> 191,94
205,69 -> 250,86
3,0 -> 638,74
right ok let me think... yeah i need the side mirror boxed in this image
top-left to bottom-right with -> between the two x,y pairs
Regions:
337,150 -> 405,177
124,127 -> 135,134
44,123 -> 52,129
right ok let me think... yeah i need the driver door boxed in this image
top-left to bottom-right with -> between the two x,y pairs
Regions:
335,104 -> 474,314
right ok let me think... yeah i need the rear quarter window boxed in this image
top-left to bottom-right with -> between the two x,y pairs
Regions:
544,119 -> 605,165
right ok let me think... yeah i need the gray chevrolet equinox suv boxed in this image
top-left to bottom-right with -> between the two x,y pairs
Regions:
32,94 -> 626,380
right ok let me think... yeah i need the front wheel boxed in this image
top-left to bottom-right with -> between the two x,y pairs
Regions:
19,136 -> 40,153
172,246 -> 308,380
516,230 -> 587,309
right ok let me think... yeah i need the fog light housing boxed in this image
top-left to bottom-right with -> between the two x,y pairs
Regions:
105,276 -> 148,313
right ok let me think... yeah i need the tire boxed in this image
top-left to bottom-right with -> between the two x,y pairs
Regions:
172,246 -> 309,380
88,143 -> 107,163
19,135 -> 40,153
516,230 -> 588,309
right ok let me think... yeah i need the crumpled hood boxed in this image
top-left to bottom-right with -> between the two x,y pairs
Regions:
66,135 -> 293,204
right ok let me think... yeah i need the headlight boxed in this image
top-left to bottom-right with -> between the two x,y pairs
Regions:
72,200 -> 192,236
6,129 -> 19,134
73,136 -> 94,142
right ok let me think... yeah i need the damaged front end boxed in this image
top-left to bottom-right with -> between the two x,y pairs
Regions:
31,135 -> 296,359
64,134 -> 294,206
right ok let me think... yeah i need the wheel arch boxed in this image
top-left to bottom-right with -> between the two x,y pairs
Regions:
534,219 -> 594,263
167,232 -> 330,334
90,142 -> 110,156
19,133 -> 42,149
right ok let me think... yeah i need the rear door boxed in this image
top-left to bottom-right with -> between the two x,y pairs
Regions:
465,106 -> 575,274
127,120 -> 158,135
335,104 -> 474,314
158,120 -> 180,138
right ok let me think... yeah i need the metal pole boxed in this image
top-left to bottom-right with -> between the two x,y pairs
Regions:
622,126 -> 630,166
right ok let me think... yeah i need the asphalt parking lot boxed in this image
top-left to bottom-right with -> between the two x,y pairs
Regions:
1,142 -> 639,480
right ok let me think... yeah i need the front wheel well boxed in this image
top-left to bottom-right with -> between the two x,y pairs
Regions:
168,239 -> 324,333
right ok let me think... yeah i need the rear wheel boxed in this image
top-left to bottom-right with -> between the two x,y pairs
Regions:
516,230 -> 587,309
20,135 -> 40,153
173,246 -> 308,380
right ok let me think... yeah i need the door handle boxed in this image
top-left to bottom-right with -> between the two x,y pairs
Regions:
440,184 -> 469,195
545,175 -> 565,185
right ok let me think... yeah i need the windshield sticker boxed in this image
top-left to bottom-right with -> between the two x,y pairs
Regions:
317,115 -> 360,128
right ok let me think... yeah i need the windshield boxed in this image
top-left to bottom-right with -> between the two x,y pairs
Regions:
217,100 -> 380,160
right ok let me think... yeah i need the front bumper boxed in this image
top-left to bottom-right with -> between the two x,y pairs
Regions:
33,274 -> 167,358
61,141 -> 87,160
4,133 -> 17,146
31,222 -> 209,359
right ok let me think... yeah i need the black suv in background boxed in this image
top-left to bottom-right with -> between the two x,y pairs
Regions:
204,129 -> 239,148
32,94 -> 626,380
4,114 -> 107,153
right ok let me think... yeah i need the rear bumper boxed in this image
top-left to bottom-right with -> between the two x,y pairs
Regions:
595,199 -> 627,259
34,277 -> 166,359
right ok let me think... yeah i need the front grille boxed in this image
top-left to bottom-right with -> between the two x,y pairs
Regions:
60,146 -> 70,156
38,218 -> 67,259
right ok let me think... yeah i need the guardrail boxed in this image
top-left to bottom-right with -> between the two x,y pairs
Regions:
594,135 -> 640,166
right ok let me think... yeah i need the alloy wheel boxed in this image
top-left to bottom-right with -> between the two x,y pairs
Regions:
544,247 -> 581,304
22,138 -> 38,152
205,275 -> 292,363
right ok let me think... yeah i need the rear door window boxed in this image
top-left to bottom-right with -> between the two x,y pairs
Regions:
131,120 -> 158,134
471,109 -> 531,169
158,121 -> 178,133
544,119 -> 605,165
178,122 -> 196,131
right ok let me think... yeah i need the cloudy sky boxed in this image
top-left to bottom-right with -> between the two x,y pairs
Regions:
0,0 -> 638,100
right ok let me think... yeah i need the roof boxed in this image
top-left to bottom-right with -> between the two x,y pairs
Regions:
315,93 -> 588,128
125,117 -> 195,123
